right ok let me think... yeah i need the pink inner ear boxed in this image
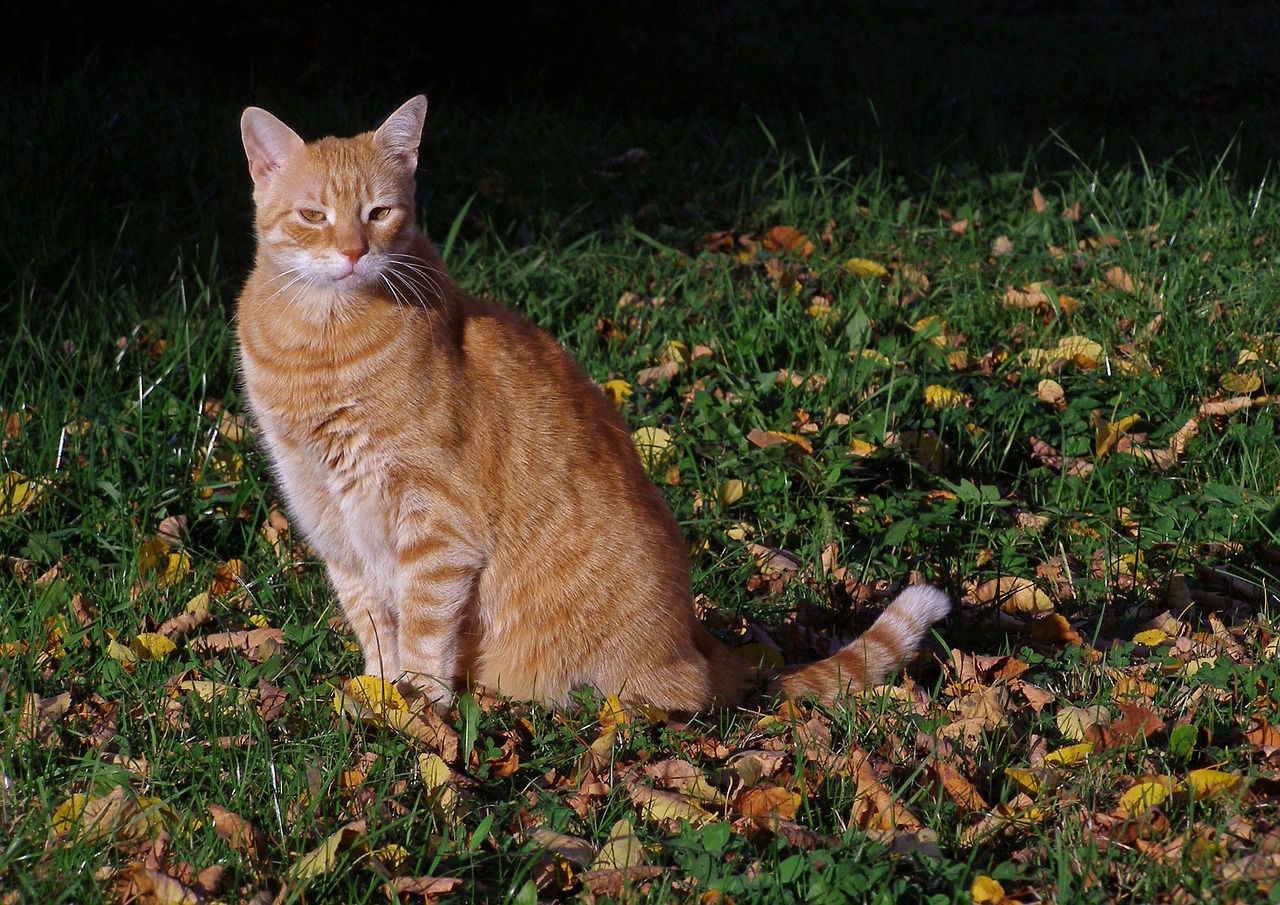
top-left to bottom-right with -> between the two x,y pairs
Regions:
242,108 -> 305,187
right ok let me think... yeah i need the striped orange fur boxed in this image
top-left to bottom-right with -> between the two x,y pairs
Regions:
236,97 -> 949,712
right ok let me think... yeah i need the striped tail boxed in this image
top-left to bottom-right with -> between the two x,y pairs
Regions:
775,585 -> 950,706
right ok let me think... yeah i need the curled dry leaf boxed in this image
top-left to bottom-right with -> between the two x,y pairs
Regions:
1036,379 -> 1066,411
746,428 -> 813,455
972,576 -> 1054,615
528,827 -> 596,868
192,628 -> 285,663
208,804 -> 268,863
636,360 -> 680,387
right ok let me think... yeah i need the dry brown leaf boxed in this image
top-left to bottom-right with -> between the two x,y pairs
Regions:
746,428 -> 813,454
1003,282 -> 1052,309
847,746 -> 922,832
384,876 -> 465,901
972,576 -> 1054,615
208,805 -> 267,863
1086,701 -> 1165,750
636,360 -> 680,386
191,628 -> 284,662
733,786 -> 799,820
929,760 -> 988,812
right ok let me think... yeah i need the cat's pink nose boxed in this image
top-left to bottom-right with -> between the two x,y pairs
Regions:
341,248 -> 364,266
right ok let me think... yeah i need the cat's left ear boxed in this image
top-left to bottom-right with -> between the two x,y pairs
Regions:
241,107 -> 306,189
374,96 -> 428,172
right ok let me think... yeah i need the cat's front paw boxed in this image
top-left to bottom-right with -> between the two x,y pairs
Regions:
396,677 -> 454,717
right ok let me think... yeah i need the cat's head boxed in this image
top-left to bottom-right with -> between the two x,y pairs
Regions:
240,96 -> 428,300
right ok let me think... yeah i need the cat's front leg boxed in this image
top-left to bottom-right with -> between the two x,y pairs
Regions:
392,516 -> 484,711
327,560 -> 401,680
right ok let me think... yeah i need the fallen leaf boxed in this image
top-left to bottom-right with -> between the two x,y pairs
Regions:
971,875 -> 1007,904
924,385 -> 971,410
733,786 -> 799,820
632,427 -> 673,469
1118,779 -> 1174,816
288,820 -> 368,881
636,360 -> 680,386
1042,743 -> 1093,767
746,429 -> 813,454
973,576 -> 1053,615
591,818 -> 645,871
845,257 -> 888,279
129,633 -> 177,662
1036,379 -> 1066,411
1186,768 -> 1242,801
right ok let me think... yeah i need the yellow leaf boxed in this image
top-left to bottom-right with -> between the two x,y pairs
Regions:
845,257 -> 888,279
138,536 -> 170,573
248,613 -> 271,628
1004,768 -> 1043,796
1056,335 -> 1103,367
1118,779 -> 1175,816
633,702 -> 668,724
369,843 -> 409,872
849,438 -> 879,458
184,591 -> 211,614
289,821 -> 369,881
663,340 -> 691,364
639,791 -> 715,827
129,633 -> 176,662
891,429 -> 952,472
1028,613 -> 1082,646
599,692 -> 630,739
718,479 -> 744,506
971,875 -> 1007,904
600,379 -> 634,404
335,675 -> 408,722
1186,768 -> 1241,800
51,794 -> 89,835
925,385 -> 971,410
107,639 -> 139,664
1132,628 -> 1169,646
632,426 -> 672,469
1220,372 -> 1262,394
1043,743 -> 1093,767
1092,412 -> 1142,458
592,818 -> 645,871
909,315 -> 948,348
0,472 -> 44,516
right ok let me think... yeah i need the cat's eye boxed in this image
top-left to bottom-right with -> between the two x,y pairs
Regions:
298,208 -> 327,223
369,206 -> 393,222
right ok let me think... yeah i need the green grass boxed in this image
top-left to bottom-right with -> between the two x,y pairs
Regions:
3,58 -> 1280,905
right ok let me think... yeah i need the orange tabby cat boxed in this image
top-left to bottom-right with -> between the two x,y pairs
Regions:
236,96 -> 949,712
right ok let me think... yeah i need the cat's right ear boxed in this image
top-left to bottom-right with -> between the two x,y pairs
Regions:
240,107 -> 306,189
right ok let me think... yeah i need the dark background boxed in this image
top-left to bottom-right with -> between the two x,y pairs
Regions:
5,1 -> 1279,296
